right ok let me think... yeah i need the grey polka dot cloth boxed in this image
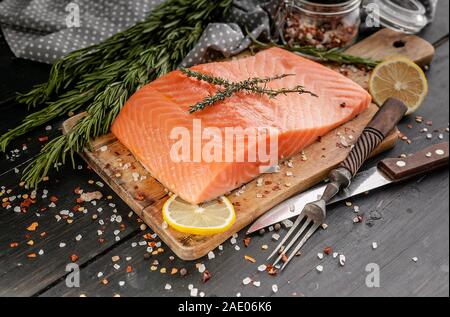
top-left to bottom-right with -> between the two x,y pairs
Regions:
0,0 -> 282,66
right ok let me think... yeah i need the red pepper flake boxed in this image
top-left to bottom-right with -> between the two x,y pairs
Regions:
72,205 -> 81,212
38,136 -> 49,142
2,202 -> 10,208
243,237 -> 251,247
50,196 -> 58,203
101,278 -> 109,285
323,247 -> 333,255
98,238 -> 105,244
27,253 -> 37,258
26,222 -> 39,231
20,198 -> 35,208
70,254 -> 79,262
135,193 -> 145,201
74,187 -> 82,194
40,232 -> 47,237
202,270 -> 212,283
266,265 -> 278,276
281,254 -> 288,263
126,265 -> 133,273
10,242 -> 19,248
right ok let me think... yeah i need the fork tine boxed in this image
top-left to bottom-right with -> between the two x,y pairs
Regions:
272,218 -> 312,267
280,223 -> 321,271
267,213 -> 306,260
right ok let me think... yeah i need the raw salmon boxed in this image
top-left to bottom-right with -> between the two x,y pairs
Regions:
111,48 -> 371,204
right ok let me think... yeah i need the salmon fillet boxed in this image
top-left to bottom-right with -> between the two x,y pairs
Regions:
111,48 -> 371,204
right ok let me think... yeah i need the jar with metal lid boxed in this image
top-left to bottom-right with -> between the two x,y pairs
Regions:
283,0 -> 362,50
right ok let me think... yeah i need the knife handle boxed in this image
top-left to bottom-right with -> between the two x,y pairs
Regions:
340,98 -> 407,177
378,142 -> 449,181
321,98 -> 407,202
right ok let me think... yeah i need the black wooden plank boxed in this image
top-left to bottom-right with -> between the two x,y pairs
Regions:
0,31 -> 51,100
0,157 -> 142,296
40,37 -> 449,298
0,2 -> 448,297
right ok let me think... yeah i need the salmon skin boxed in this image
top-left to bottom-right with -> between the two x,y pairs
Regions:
111,48 -> 371,204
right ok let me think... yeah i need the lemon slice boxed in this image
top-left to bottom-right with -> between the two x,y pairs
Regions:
369,57 -> 428,115
162,195 -> 236,235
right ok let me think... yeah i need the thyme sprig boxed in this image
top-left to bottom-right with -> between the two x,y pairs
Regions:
180,68 -> 317,113
6,0 -> 233,187
250,37 -> 381,69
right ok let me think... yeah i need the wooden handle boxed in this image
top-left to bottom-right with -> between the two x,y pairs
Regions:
340,98 -> 407,176
378,142 -> 449,181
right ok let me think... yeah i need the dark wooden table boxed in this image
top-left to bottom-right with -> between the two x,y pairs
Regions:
0,3 -> 448,297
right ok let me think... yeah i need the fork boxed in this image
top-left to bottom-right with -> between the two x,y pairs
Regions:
268,98 -> 408,270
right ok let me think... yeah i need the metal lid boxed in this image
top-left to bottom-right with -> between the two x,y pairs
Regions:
363,0 -> 428,34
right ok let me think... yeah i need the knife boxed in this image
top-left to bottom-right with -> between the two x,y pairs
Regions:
247,142 -> 449,234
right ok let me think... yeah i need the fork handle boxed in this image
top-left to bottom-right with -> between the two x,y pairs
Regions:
340,98 -> 407,177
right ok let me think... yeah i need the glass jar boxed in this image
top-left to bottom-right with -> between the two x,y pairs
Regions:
283,0 -> 362,50
362,0 -> 429,34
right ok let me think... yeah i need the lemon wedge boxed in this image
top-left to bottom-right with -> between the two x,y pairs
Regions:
162,195 -> 236,235
369,56 -> 428,115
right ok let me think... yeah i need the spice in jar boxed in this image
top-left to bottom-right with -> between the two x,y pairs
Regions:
284,0 -> 362,49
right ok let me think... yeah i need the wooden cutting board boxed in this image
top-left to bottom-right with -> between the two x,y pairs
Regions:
63,28 -> 434,260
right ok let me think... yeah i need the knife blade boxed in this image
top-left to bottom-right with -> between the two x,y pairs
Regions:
247,142 -> 449,234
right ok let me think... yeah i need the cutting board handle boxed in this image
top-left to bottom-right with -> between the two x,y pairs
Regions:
378,142 -> 449,181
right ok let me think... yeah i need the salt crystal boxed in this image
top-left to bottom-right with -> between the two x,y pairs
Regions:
372,242 -> 378,250
198,264 -> 206,273
119,281 -> 125,287
353,205 -> 360,213
165,283 -> 172,290
272,233 -> 280,241
234,245 -> 240,251
59,242 -> 66,248
97,272 -> 103,278
230,238 -> 237,245
333,252 -> 339,258
190,288 -> 198,297
412,257 -> 418,263
236,293 -> 241,297
207,251 -> 215,260
97,230 -> 103,236
131,242 -> 137,248
38,249 -> 44,256
75,234 -> 82,241
272,284 -> 278,293
218,245 -> 223,251
253,281 -> 261,287
100,146 -> 108,152
113,230 -> 120,236
116,216 -> 122,223
321,223 -> 328,230
317,253 -> 324,260
199,292 -> 205,297
339,254 -> 346,266
268,226 -> 274,232
188,284 -> 193,290
282,219 -> 294,228
316,265 -> 323,272
13,206 -> 21,213
258,264 -> 267,272
113,264 -> 120,270
242,277 -> 252,285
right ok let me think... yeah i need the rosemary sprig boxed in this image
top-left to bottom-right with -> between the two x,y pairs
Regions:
11,0 -> 234,187
180,68 -> 317,113
250,37 -> 381,69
